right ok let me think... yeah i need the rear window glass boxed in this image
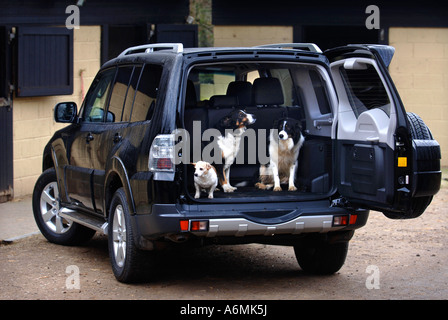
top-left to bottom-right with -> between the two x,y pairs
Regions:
339,64 -> 391,117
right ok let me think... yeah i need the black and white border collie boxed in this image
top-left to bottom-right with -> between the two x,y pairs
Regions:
256,118 -> 304,191
216,109 -> 256,193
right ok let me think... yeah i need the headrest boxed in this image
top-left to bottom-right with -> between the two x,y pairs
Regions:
209,95 -> 237,108
226,81 -> 253,106
252,77 -> 284,105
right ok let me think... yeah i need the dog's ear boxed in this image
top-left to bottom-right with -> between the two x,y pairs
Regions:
206,163 -> 212,171
191,162 -> 197,167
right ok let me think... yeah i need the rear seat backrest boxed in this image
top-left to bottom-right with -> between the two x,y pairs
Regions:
226,81 -> 253,106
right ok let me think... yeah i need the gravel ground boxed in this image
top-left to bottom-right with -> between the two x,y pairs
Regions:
1,184 -> 447,301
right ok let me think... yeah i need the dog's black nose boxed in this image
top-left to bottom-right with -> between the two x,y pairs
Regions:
194,173 -> 198,177
279,133 -> 284,139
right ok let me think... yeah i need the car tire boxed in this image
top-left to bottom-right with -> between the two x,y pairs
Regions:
108,188 -> 155,283
383,112 -> 434,220
407,112 -> 432,140
32,168 -> 96,245
293,241 -> 348,275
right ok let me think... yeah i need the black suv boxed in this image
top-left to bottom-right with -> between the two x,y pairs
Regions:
33,43 -> 441,283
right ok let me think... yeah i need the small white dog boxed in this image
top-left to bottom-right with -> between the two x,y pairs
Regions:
193,161 -> 218,199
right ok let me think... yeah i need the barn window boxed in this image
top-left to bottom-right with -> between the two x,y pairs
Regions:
16,27 -> 73,97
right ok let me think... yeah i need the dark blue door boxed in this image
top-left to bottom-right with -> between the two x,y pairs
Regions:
0,26 -> 13,203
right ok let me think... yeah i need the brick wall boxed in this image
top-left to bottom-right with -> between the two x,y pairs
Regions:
213,26 -> 293,47
389,27 -> 448,166
12,26 -> 101,197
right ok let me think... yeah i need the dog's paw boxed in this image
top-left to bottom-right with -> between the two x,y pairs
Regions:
288,186 -> 297,192
255,182 -> 266,190
273,186 -> 282,192
208,194 -> 214,199
194,194 -> 200,199
223,185 -> 235,193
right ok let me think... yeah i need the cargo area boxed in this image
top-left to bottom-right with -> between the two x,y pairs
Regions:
181,61 -> 335,202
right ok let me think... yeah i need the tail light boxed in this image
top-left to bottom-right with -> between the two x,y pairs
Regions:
149,134 -> 175,180
333,214 -> 358,226
180,220 -> 208,232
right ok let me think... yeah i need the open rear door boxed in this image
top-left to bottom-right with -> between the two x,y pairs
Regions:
326,45 -> 441,218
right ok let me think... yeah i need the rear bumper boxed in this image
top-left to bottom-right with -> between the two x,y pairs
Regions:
132,200 -> 369,246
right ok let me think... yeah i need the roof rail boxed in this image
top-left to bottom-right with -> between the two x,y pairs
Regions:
255,43 -> 322,54
118,43 -> 184,57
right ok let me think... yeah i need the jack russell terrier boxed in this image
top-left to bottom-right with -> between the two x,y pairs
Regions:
193,161 -> 218,199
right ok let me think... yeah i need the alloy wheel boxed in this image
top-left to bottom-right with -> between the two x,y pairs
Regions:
112,204 -> 127,267
39,182 -> 72,234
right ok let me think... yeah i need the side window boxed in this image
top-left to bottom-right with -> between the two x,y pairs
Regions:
130,64 -> 163,122
108,66 -> 134,122
270,68 -> 294,106
246,70 -> 259,84
122,66 -> 142,122
83,68 -> 116,122
187,68 -> 235,103
339,64 -> 391,117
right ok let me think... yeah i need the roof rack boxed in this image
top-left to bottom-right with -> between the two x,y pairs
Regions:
118,43 -> 184,57
255,43 -> 322,54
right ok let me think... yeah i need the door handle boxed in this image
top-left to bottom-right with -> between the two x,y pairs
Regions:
313,118 -> 333,129
113,133 -> 122,143
85,132 -> 94,143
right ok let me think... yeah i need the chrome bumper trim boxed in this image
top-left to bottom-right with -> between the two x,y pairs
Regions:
195,215 -> 340,237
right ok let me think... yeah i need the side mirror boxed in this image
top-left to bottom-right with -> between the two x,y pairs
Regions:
106,110 -> 115,123
54,102 -> 78,123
